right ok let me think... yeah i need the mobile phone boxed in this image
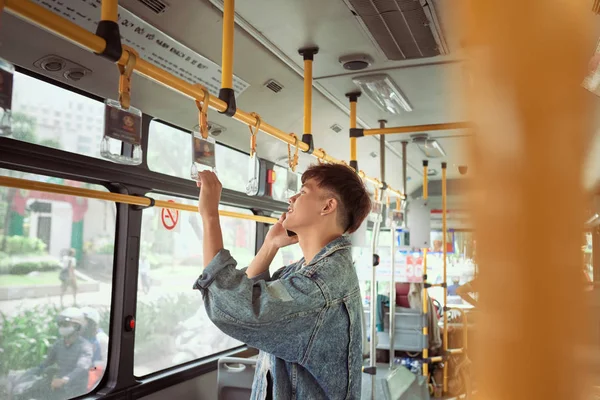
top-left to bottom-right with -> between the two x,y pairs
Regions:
286,230 -> 297,237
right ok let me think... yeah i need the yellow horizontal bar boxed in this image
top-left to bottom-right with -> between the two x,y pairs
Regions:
8,0 -> 107,52
447,348 -> 464,355
0,176 -> 278,224
363,122 -> 471,136
5,0 -> 406,200
429,356 -> 444,363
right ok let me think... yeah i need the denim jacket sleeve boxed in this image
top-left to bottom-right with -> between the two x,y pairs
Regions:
193,249 -> 325,363
248,265 -> 286,283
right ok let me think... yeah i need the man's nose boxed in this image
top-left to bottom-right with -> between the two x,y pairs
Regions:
288,194 -> 299,204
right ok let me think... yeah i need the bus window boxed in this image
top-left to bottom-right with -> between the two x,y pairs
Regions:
147,120 -> 251,192
265,212 -> 304,276
133,194 -> 255,376
271,164 -> 289,201
11,72 -> 106,158
0,169 -> 114,398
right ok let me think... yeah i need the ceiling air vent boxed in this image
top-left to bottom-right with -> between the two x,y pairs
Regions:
330,124 -> 343,133
265,79 -> 283,93
344,0 -> 448,60
136,0 -> 170,14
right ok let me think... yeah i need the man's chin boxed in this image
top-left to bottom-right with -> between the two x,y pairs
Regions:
282,219 -> 296,232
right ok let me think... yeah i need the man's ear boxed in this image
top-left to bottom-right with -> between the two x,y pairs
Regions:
321,197 -> 338,216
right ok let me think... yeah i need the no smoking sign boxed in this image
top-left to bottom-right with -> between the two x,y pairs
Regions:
161,200 -> 179,231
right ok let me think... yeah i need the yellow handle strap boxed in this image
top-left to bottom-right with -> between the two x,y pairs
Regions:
317,148 -> 327,165
287,134 -> 300,172
396,198 -> 402,211
248,112 -> 261,157
118,47 -> 138,110
194,85 -> 210,139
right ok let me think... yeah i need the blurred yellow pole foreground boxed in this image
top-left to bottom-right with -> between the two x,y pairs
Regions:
458,0 -> 595,399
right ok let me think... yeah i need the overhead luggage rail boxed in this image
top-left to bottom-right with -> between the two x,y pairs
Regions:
3,0 -> 405,199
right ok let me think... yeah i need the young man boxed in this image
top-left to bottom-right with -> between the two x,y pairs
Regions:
193,163 -> 372,400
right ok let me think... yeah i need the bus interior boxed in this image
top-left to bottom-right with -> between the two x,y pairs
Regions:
0,0 -> 598,399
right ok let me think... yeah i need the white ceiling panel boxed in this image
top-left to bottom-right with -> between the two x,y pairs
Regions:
5,0 -> 600,199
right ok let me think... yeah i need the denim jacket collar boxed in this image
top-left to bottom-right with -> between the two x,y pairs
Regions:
301,235 -> 351,269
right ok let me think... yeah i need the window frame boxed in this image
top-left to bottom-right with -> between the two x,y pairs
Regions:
0,67 -> 288,397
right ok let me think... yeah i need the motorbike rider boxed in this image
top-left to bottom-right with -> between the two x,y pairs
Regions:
81,306 -> 109,389
27,307 -> 93,399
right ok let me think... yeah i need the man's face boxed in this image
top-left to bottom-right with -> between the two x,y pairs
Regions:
283,179 -> 332,233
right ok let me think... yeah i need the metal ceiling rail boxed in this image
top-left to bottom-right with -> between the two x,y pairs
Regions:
0,176 -> 279,224
4,0 -> 405,199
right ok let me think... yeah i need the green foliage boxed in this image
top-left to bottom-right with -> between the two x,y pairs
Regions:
96,242 -> 115,255
0,236 -> 47,256
134,293 -> 199,338
0,292 -> 201,376
0,304 -> 60,375
38,138 -> 62,149
0,255 -> 61,275
11,112 -> 38,143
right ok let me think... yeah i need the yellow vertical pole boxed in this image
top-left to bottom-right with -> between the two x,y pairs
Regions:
304,58 -> 312,136
422,160 -> 429,377
347,92 -> 360,171
221,0 -> 234,90
299,48 -> 318,150
441,162 -> 449,392
100,0 -> 118,22
458,0 -> 592,398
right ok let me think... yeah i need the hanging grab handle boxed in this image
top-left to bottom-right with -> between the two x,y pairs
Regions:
287,133 -> 300,172
317,148 -> 327,165
194,85 -> 210,139
118,47 -> 138,110
248,112 -> 261,158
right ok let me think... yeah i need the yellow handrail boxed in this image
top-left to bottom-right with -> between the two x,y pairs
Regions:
0,176 -> 279,224
363,122 -> 471,136
3,0 -> 405,200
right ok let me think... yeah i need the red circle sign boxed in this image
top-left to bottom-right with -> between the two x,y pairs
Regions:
161,200 -> 179,230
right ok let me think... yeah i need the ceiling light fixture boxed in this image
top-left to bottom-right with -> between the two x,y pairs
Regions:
352,74 -> 412,114
411,134 -> 446,158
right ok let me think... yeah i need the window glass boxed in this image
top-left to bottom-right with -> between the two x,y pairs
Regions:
272,164 -> 288,202
134,194 -> 256,376
0,169 -> 115,398
268,241 -> 304,277
271,165 -> 300,202
11,72 -> 106,158
265,211 -> 303,275
354,229 -> 477,307
148,120 -> 251,192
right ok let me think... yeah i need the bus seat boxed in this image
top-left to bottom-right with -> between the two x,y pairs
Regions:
396,282 -> 441,317
395,283 -> 411,308
217,357 -> 257,400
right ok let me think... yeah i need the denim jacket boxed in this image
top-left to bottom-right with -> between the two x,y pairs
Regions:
193,236 -> 363,399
